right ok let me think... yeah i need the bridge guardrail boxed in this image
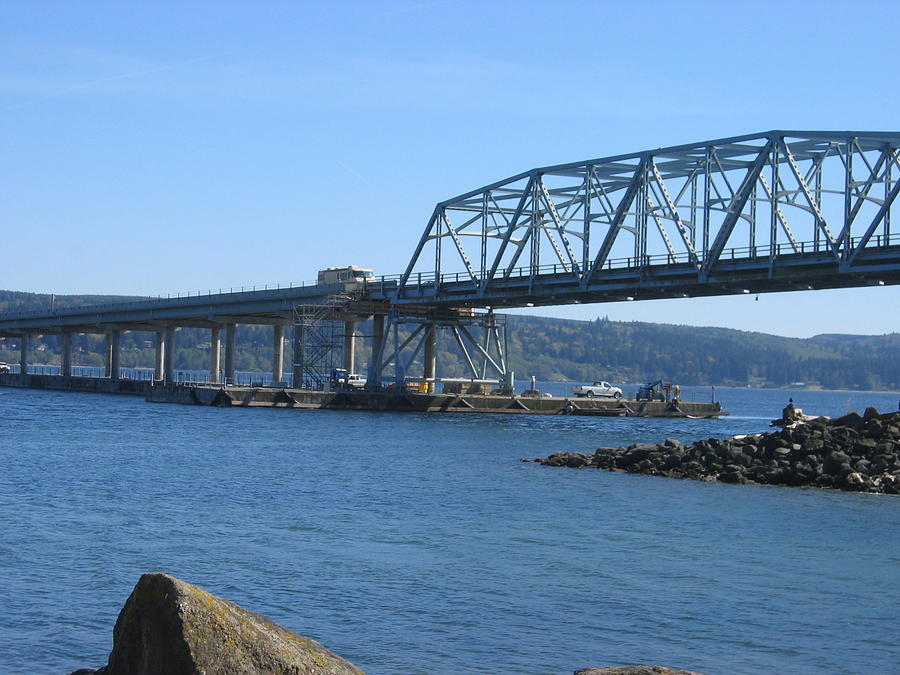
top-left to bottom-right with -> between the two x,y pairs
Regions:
1,232 -> 897,320
0,279 -> 321,321
389,232 -> 900,288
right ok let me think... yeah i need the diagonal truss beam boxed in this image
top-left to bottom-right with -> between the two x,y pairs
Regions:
484,177 -> 534,288
757,172 -> 800,252
645,191 -> 679,259
781,139 -> 839,256
442,211 -> 480,287
848,151 -> 900,265
585,158 -> 645,282
651,160 -> 700,264
836,144 -> 889,248
538,177 -> 581,275
702,138 -> 774,277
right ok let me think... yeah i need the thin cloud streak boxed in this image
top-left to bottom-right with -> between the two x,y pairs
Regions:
335,159 -> 377,189
2,52 -> 221,112
59,53 -> 220,95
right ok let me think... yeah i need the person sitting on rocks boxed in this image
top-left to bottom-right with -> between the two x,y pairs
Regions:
779,399 -> 806,426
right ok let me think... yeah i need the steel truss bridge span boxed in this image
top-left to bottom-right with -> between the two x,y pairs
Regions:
391,131 -> 900,308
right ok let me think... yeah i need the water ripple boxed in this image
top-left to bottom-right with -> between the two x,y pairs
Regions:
0,386 -> 899,674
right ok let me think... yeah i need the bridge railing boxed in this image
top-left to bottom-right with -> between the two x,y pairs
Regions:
3,231 -> 897,321
385,232 -> 900,290
0,278 -> 322,320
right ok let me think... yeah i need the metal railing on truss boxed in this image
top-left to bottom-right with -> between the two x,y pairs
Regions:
387,232 -> 900,288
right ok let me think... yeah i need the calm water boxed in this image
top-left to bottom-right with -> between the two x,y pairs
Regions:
1,385 -> 898,675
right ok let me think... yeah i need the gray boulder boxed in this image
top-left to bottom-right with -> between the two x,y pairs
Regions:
74,572 -> 363,675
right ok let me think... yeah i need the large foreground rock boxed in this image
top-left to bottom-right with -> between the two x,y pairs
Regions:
74,572 -> 362,675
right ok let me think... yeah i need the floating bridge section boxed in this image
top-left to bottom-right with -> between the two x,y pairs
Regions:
2,131 -> 900,389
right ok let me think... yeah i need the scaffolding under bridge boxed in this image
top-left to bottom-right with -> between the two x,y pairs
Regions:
291,296 -> 355,390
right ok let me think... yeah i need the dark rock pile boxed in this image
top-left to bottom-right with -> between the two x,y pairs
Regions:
527,407 -> 900,494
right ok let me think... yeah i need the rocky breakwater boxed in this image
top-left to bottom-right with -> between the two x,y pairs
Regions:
527,407 -> 900,494
71,572 -> 363,675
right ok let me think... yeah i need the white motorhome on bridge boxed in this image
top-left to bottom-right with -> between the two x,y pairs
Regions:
317,266 -> 374,287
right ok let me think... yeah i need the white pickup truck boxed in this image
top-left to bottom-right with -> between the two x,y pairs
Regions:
573,381 -> 622,399
345,374 -> 367,389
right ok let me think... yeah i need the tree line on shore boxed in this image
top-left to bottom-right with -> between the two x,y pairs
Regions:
1,290 -> 897,390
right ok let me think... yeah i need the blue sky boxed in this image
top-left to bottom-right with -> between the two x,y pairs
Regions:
2,1 -> 898,338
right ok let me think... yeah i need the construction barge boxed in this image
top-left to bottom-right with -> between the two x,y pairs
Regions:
0,374 -> 726,417
150,384 -> 726,417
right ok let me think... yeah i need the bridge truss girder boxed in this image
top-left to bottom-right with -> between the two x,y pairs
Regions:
368,309 -> 510,391
395,131 -> 900,307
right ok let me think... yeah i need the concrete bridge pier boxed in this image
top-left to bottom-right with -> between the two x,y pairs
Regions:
104,334 -> 111,377
154,330 -> 165,381
107,330 -> 121,380
343,320 -> 356,374
210,327 -> 221,383
19,334 -> 29,377
163,326 -> 177,383
224,323 -> 236,384
272,324 -> 285,384
61,333 -> 73,377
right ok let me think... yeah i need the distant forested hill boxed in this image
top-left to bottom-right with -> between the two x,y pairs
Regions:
1,290 -> 898,390
504,315 -> 899,390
